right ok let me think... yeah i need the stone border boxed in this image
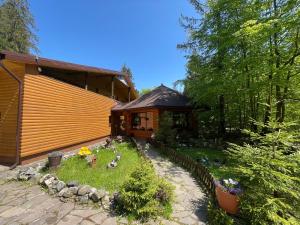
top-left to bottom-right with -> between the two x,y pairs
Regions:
6,137 -> 129,211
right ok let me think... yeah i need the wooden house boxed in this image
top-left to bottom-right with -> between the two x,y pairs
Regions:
111,85 -> 196,139
0,51 -> 137,165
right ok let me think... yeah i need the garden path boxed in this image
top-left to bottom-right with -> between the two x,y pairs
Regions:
136,140 -> 208,225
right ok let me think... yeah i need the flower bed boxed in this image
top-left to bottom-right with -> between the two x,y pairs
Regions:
55,142 -> 142,192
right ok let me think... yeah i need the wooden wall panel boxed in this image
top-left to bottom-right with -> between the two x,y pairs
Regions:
21,74 -> 116,158
0,61 -> 25,164
123,108 -> 159,139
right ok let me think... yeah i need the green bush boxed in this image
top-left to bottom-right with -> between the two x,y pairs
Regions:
207,200 -> 234,225
155,111 -> 176,146
227,121 -> 300,224
115,162 -> 174,220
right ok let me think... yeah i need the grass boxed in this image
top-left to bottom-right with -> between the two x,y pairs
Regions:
175,147 -> 235,179
54,142 -> 142,193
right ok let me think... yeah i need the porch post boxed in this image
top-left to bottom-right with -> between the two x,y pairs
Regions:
128,87 -> 131,102
84,74 -> 88,90
111,76 -> 115,99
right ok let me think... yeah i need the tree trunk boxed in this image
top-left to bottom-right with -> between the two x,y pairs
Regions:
219,95 -> 226,137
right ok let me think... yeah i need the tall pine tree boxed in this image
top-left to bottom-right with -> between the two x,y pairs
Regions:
0,0 -> 38,53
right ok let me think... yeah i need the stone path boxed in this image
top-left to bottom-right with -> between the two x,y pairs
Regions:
143,146 -> 208,225
0,181 -> 119,225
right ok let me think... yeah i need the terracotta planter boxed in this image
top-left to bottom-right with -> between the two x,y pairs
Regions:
215,184 -> 240,215
48,154 -> 62,168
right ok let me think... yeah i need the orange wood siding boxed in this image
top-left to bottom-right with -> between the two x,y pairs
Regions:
20,74 -> 116,158
0,61 -> 25,163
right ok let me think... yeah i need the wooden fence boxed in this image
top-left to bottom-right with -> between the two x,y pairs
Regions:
151,141 -> 216,198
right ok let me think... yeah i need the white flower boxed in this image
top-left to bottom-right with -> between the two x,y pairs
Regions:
228,178 -> 238,185
223,179 -> 229,184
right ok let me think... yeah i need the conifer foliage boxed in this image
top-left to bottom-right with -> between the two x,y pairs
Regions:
0,0 -> 38,53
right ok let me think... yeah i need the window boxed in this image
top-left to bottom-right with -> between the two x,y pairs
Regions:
131,112 -> 154,131
173,112 -> 188,128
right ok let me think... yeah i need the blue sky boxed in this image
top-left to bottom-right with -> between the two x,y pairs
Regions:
29,1 -> 196,91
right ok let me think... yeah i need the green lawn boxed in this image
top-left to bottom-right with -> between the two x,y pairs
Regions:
55,142 -> 142,193
175,147 -> 235,179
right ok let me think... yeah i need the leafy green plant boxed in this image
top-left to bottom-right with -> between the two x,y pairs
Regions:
227,121 -> 300,224
115,162 -> 174,220
207,200 -> 234,225
154,112 -> 176,146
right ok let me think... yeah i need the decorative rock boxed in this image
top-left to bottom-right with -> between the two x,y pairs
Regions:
101,195 -> 111,210
77,185 -> 92,196
88,187 -> 97,197
17,173 -> 30,181
89,189 -> 106,203
48,188 -> 56,195
56,181 -> 66,192
44,177 -> 55,188
58,187 -> 69,197
39,174 -> 52,185
67,180 -> 79,187
17,167 -> 38,181
69,186 -> 79,194
78,194 -> 89,204
62,188 -> 73,198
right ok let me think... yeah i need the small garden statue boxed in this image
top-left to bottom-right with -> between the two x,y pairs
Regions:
104,138 -> 112,148
86,154 -> 97,168
116,153 -> 121,161
107,159 -> 118,169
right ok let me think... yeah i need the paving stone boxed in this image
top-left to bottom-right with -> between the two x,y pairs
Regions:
80,220 -> 95,225
178,216 -> 198,225
101,217 -> 117,225
89,212 -> 110,224
70,209 -> 99,218
0,206 -> 27,218
57,215 -> 83,225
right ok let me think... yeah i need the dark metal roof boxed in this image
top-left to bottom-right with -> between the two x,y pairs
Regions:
113,85 -> 192,111
0,50 -> 123,76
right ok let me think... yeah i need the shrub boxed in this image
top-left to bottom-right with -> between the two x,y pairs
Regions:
115,162 -> 174,220
207,200 -> 234,225
227,121 -> 300,224
155,112 -> 176,146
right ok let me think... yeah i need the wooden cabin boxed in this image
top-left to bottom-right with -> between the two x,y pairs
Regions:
0,51 -> 137,165
111,85 -> 196,139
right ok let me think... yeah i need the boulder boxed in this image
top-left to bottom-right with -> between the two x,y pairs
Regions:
69,186 -> 79,194
39,174 -> 52,185
67,180 -> 79,187
78,194 -> 89,204
77,185 -> 92,196
44,177 -> 56,188
89,189 -> 106,203
58,187 -> 73,198
56,181 -> 66,192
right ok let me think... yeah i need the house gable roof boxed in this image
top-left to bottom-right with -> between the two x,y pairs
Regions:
113,84 -> 191,111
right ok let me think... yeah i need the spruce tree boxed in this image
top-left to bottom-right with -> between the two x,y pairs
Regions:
0,0 -> 38,53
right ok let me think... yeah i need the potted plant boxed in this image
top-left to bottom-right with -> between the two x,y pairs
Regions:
48,151 -> 63,168
215,178 -> 242,215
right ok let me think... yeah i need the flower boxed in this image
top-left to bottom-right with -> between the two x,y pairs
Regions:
78,146 -> 92,156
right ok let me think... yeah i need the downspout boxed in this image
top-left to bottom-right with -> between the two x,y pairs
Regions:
0,58 -> 23,169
